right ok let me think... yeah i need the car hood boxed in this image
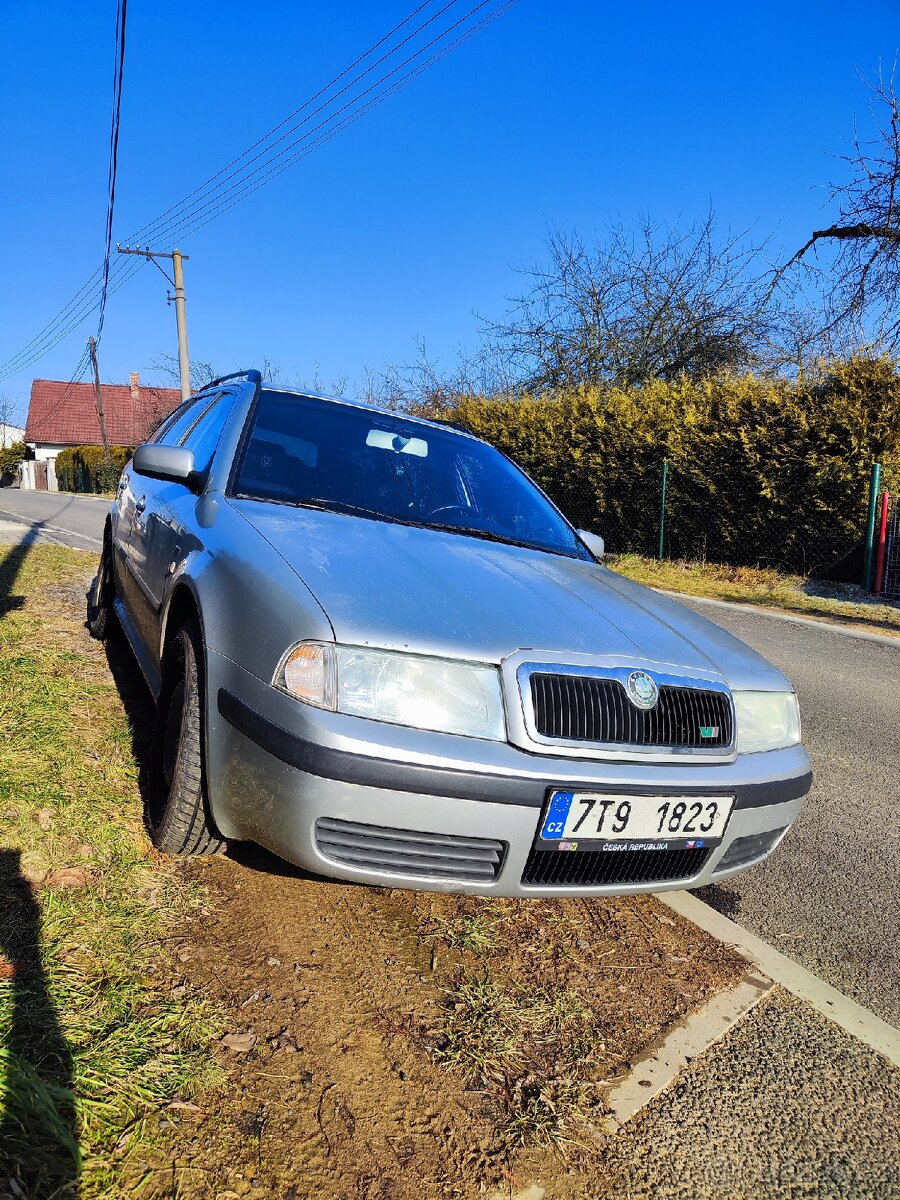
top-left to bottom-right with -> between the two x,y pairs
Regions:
231,501 -> 788,690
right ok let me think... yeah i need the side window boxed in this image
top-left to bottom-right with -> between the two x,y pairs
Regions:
181,391 -> 237,475
144,398 -> 193,443
156,395 -> 212,447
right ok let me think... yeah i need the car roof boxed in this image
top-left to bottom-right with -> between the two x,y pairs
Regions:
254,383 -> 481,442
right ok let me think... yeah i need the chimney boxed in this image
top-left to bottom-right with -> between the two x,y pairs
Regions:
130,371 -> 140,400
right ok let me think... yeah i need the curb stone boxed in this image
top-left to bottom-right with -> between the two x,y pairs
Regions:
660,890 -> 900,1066
600,967 -> 772,1132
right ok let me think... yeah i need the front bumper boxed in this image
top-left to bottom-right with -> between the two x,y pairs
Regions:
206,654 -> 811,897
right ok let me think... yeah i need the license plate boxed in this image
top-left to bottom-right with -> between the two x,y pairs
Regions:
538,791 -> 734,850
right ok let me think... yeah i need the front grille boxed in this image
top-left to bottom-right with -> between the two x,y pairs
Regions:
530,673 -> 732,749
521,845 -> 711,888
315,818 -> 506,882
714,827 -> 787,873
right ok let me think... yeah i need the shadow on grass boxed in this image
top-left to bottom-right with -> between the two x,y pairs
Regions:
0,851 -> 81,1198
0,521 -> 45,617
1,535 -> 81,1193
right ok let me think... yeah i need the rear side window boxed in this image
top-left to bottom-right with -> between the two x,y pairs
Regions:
180,391 -> 236,474
156,395 -> 213,447
146,398 -> 195,443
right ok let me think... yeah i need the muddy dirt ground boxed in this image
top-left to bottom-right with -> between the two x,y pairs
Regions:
129,851 -> 744,1199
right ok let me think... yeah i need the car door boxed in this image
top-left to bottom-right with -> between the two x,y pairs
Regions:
125,394 -> 217,660
113,398 -> 191,625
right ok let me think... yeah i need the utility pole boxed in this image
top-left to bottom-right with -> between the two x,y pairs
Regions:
117,245 -> 192,400
171,250 -> 190,401
87,335 -> 112,464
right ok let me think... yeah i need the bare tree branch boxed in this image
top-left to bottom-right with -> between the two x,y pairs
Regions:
480,213 -> 783,391
779,67 -> 900,350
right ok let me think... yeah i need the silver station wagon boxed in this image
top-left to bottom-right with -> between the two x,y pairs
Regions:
89,370 -> 811,896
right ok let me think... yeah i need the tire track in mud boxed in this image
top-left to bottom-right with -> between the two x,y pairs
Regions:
135,854 -> 745,1198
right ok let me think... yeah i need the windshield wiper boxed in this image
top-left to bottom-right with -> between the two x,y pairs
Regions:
236,494 -> 573,556
415,520 -> 550,553
239,494 -> 406,524
296,498 -> 407,523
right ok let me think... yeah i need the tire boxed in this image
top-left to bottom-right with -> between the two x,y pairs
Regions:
147,617 -> 225,855
87,540 -> 114,640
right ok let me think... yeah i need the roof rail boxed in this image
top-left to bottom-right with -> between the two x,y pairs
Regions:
203,369 -> 262,390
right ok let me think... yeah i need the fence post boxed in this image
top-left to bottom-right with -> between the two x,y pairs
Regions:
862,462 -> 882,591
657,459 -> 668,560
873,492 -> 890,597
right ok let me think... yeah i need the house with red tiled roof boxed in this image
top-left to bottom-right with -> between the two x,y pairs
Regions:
24,373 -> 182,464
18,373 -> 182,490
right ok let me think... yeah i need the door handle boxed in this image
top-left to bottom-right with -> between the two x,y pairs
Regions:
135,496 -> 146,514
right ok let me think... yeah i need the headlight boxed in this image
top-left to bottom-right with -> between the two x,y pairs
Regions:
733,691 -> 801,753
276,642 -> 506,741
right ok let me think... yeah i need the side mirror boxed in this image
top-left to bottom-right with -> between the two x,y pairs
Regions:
577,529 -> 605,559
133,444 -> 197,489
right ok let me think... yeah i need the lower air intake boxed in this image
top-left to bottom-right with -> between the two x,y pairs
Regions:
714,827 -> 788,873
315,817 -> 506,882
521,845 -> 711,888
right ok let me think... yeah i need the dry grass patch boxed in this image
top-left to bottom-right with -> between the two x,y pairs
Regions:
610,553 -> 900,634
417,891 -> 745,1159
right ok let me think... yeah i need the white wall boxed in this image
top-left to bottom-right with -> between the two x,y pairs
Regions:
28,442 -> 69,463
0,423 -> 24,448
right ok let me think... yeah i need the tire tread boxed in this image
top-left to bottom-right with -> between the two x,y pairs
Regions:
149,618 -> 225,856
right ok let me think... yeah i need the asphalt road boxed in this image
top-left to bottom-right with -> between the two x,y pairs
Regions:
0,488 -> 107,550
605,987 -> 899,1200
683,597 -> 900,1026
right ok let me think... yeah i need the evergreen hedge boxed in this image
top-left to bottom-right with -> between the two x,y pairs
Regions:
450,357 -> 900,575
56,446 -> 132,495
0,440 -> 27,482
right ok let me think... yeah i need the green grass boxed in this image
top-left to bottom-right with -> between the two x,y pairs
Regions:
420,906 -> 504,954
434,973 -> 605,1148
610,553 -> 900,634
0,545 -> 224,1199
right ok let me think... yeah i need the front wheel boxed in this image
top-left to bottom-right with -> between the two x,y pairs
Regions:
147,618 -> 225,855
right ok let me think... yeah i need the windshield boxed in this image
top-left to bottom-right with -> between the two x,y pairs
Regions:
231,391 -> 592,560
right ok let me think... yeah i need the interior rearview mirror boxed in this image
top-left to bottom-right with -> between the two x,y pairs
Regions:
577,529 -> 605,559
133,444 -> 197,489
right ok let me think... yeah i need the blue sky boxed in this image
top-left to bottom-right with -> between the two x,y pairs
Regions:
2,0 -> 898,422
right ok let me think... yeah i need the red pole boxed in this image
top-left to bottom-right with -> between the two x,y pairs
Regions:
873,491 -> 890,597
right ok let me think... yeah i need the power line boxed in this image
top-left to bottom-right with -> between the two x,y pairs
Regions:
96,0 -> 129,343
23,346 -> 93,438
140,0 -> 506,249
0,0 -> 131,380
176,0 -> 522,242
0,1 -> 458,379
3,0 -> 508,378
0,0 -> 520,381
124,0 -> 445,250
124,0 -> 468,251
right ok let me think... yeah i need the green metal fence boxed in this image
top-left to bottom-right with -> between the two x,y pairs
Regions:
556,454 -> 900,589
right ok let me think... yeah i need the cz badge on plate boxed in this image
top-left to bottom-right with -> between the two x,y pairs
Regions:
538,790 -> 735,852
